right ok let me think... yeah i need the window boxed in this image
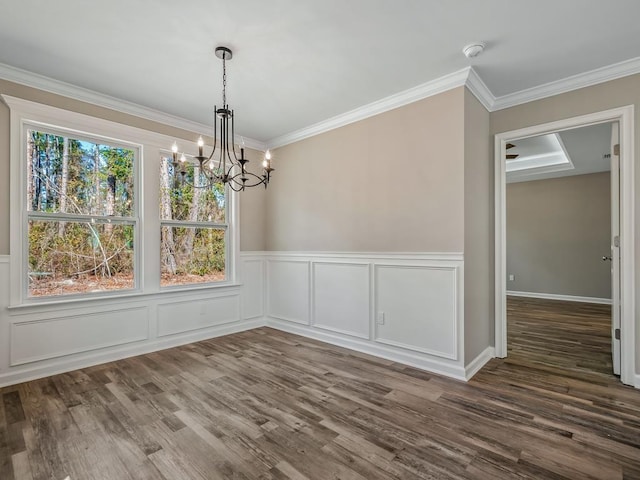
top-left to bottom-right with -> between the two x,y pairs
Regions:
25,127 -> 137,297
5,95 -> 238,306
159,157 -> 228,287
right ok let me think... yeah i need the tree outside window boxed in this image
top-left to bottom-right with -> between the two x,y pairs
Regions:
26,128 -> 137,297
159,156 -> 227,287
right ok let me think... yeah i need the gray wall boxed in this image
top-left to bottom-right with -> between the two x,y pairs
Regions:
463,89 -> 493,362
0,79 -> 267,253
507,172 -> 611,299
266,87 -> 465,252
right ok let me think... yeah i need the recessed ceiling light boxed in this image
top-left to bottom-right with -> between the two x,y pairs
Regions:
462,43 -> 485,59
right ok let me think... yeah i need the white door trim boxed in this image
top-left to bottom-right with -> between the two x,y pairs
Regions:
494,105 -> 636,387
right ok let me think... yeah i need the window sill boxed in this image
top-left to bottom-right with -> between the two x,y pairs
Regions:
7,282 -> 243,314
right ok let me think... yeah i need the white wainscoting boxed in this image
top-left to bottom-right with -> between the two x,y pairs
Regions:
243,251 -> 469,380
375,265 -> 458,359
0,252 -> 499,386
157,294 -> 240,337
312,262 -> 370,339
240,257 -> 265,320
266,259 -> 311,325
11,306 -> 150,365
0,253 -> 261,387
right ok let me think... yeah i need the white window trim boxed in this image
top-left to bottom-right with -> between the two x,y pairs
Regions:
2,95 -> 239,307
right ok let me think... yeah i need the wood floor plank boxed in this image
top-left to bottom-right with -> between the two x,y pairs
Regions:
1,297 -> 639,479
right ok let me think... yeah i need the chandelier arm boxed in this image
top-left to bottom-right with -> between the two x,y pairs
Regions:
206,106 -> 217,162
227,170 -> 267,188
230,109 -> 239,161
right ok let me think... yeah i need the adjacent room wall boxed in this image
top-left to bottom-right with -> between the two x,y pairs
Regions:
0,78 -> 268,254
266,87 -> 465,252
507,172 -> 611,299
463,89 -> 493,362
490,72 -> 640,372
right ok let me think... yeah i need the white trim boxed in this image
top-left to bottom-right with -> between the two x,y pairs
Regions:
507,291 -> 612,305
465,346 -> 495,381
0,62 -> 266,151
0,255 -> 9,264
266,317 -> 467,381
635,375 -> 640,389
492,56 -> 640,111
0,318 -> 264,388
465,68 -> 495,111
266,68 -> 472,149
245,250 -> 464,262
495,106 -> 636,387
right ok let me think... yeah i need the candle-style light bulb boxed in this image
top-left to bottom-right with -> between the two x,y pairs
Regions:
171,142 -> 178,162
180,153 -> 186,163
197,136 -> 204,156
262,159 -> 268,168
265,150 -> 272,160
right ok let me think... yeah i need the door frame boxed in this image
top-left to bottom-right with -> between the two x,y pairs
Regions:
494,105 -> 636,386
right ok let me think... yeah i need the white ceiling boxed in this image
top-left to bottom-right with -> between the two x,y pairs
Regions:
507,123 -> 613,183
1,1 -> 639,143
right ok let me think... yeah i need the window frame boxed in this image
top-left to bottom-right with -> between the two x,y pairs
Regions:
4,95 -> 240,307
24,122 -> 141,300
159,152 -> 234,290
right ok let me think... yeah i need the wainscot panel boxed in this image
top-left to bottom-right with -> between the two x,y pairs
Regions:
157,294 -> 240,337
240,257 -> 265,319
375,265 -> 458,359
312,262 -> 370,339
11,306 -> 149,366
266,259 -> 310,324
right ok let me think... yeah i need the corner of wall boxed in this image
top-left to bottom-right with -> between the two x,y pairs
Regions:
463,88 -> 494,366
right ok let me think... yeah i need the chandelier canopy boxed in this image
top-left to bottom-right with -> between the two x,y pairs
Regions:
170,46 -> 273,191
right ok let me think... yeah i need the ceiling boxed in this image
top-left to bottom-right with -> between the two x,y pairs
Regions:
1,1 -> 639,144
507,123 -> 613,183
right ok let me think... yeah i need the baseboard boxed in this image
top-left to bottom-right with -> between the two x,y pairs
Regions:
507,290 -> 612,305
465,346 -> 495,380
266,317 -> 467,381
0,318 -> 265,388
634,374 -> 640,389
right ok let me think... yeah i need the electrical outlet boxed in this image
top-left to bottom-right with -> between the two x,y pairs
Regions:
508,274 -> 515,281
377,311 -> 385,325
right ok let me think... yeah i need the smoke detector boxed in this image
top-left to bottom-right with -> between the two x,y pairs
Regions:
462,43 -> 485,59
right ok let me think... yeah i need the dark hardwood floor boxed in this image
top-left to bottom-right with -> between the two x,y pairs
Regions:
1,297 -> 639,479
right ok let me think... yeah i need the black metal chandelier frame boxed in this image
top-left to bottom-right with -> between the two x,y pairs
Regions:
170,46 -> 273,192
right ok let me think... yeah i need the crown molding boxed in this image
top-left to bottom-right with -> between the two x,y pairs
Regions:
0,62 -> 267,151
491,55 -> 640,111
267,67 -> 473,149
465,68 -> 495,111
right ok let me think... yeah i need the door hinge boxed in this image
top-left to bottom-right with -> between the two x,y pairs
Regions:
615,328 -> 621,340
614,144 -> 620,156
614,236 -> 620,248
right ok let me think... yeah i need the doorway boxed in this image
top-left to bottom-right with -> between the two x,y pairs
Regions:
494,106 -> 636,386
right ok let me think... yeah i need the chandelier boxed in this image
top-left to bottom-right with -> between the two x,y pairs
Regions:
170,46 -> 273,191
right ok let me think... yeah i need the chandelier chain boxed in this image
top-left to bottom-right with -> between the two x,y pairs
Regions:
222,56 -> 227,106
